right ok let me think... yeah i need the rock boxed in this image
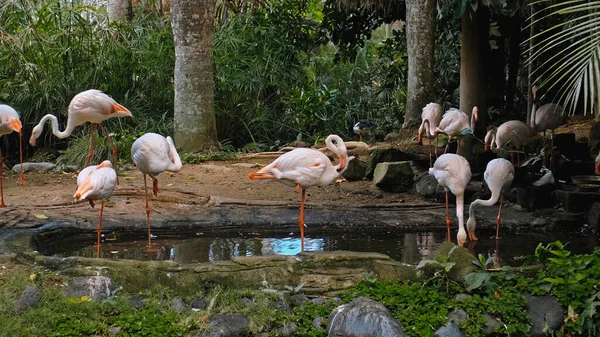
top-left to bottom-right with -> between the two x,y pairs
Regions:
416,173 -> 439,198
191,297 -> 208,311
506,185 -> 556,210
277,322 -> 297,336
12,162 -> 56,173
203,313 -> 250,337
554,190 -> 600,213
423,242 -> 477,282
291,294 -> 310,307
373,161 -> 414,192
589,121 -> 600,154
311,297 -> 326,305
240,297 -> 253,308
586,202 -> 600,233
366,148 -> 414,178
482,313 -> 501,335
230,163 -> 259,169
343,157 -> 367,181
331,297 -> 343,304
447,309 -> 467,324
524,295 -> 564,337
273,299 -> 292,313
127,294 -> 145,309
14,285 -> 42,313
327,297 -> 405,337
63,276 -> 115,301
312,316 -> 325,330
384,132 -> 400,143
434,320 -> 465,337
172,297 -> 189,314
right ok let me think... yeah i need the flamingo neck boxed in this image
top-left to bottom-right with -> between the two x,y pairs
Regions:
38,114 -> 77,139
166,137 -> 183,172
423,119 -> 433,137
456,193 -> 467,244
470,111 -> 476,130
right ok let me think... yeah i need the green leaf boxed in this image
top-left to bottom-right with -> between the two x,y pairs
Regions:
464,272 -> 491,291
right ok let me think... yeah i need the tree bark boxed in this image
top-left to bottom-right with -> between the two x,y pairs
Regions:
171,0 -> 220,152
403,0 -> 436,129
108,0 -> 133,21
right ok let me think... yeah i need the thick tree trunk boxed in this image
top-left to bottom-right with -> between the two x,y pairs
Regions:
108,0 -> 133,21
459,7 -> 489,159
171,0 -> 220,152
403,0 -> 436,129
505,14 -> 522,119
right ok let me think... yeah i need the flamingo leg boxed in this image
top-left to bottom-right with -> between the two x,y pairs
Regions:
456,140 -> 461,156
0,151 -> 5,207
549,130 -> 555,170
144,174 -> 152,248
542,130 -> 547,167
435,134 -> 439,157
300,188 -> 306,252
18,131 -> 24,186
85,123 -> 96,167
151,176 -> 159,196
98,123 -> 119,185
496,193 -> 504,239
445,191 -> 451,242
97,200 -> 105,258
428,137 -> 433,168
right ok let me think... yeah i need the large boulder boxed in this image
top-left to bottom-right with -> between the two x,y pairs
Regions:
366,148 -> 414,178
12,162 -> 56,173
422,242 -> 477,282
343,157 -> 367,181
327,297 -> 405,337
202,313 -> 250,337
14,285 -> 42,314
524,295 -> 564,337
416,173 -> 438,198
554,190 -> 600,213
63,276 -> 115,301
373,161 -> 414,192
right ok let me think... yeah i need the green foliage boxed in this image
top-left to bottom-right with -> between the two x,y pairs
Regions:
179,151 -> 239,164
457,292 -> 532,336
107,308 -> 189,337
292,300 -> 339,336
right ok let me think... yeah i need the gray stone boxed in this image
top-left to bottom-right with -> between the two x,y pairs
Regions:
343,157 -> 367,181
524,295 -> 564,337
447,309 -> 467,324
291,294 -> 310,307
312,316 -> 325,330
416,173 -> 439,198
127,294 -> 145,309
373,161 -> 414,192
327,297 -> 405,337
273,299 -> 292,313
506,185 -> 556,210
240,297 -> 253,308
12,162 -> 56,173
434,320 -> 465,337
277,322 -> 297,336
63,276 -> 115,301
311,297 -> 326,305
482,313 -> 501,335
453,294 -> 471,301
554,190 -> 600,213
586,202 -> 600,233
424,242 -> 477,282
203,313 -> 249,337
172,297 -> 189,314
14,285 -> 42,313
331,297 -> 343,304
366,148 -> 414,178
191,297 -> 208,311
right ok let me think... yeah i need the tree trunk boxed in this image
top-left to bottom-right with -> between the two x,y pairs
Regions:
504,14 -> 522,119
171,0 -> 220,152
108,0 -> 133,21
527,2 -> 537,124
403,0 -> 436,129
459,7 -> 489,159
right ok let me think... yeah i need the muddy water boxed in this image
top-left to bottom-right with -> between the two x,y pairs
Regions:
37,229 -> 599,266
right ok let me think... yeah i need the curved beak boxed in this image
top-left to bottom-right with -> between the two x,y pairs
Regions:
484,144 -> 489,152
10,119 -> 21,133
29,135 -> 37,146
336,155 -> 346,172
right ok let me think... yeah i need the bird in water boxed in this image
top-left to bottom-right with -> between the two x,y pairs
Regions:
29,89 -> 132,184
248,135 -> 349,252
484,120 -> 540,166
436,107 -> 478,155
0,104 -> 25,207
353,121 -> 377,142
74,160 -> 117,258
418,102 -> 443,167
131,133 -> 183,249
429,153 -> 471,247
466,158 -> 514,241
530,86 -> 567,169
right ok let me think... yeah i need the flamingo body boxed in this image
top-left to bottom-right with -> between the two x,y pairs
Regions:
530,86 -> 567,168
429,153 -> 471,246
595,151 -> 600,175
418,102 -> 443,142
466,158 -> 514,240
436,107 -> 478,155
0,104 -> 24,206
249,135 -> 348,251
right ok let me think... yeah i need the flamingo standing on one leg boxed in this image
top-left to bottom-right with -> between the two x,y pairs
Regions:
0,105 -> 25,207
418,102 -> 443,167
530,86 -> 567,169
429,153 -> 471,247
29,89 -> 132,184
248,135 -> 349,252
466,158 -> 514,241
131,133 -> 183,248
74,160 -> 117,258
436,107 -> 478,155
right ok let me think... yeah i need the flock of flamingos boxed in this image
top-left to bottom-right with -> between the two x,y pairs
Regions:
0,88 -> 590,257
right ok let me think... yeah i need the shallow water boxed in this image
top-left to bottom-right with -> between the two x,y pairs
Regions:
37,229 -> 599,266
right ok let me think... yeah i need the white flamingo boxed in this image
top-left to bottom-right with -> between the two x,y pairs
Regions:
74,160 -> 117,258
418,102 -> 443,167
0,105 -> 24,207
596,151 -> 600,175
436,107 -> 478,155
530,86 -> 567,168
429,153 -> 471,247
466,158 -> 514,241
29,89 -> 132,184
248,135 -> 349,252
131,133 -> 183,248
484,120 -> 540,166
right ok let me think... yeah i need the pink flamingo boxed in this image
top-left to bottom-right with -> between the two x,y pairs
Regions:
484,120 -> 540,166
530,86 -> 567,168
595,151 -> 600,175
29,89 -> 132,184
429,153 -> 471,247
0,105 -> 24,207
436,107 -> 478,155
74,160 -> 117,258
248,135 -> 348,252
418,102 -> 443,167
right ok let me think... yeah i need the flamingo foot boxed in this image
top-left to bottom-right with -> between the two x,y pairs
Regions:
19,172 -> 25,187
468,229 -> 479,241
0,202 -> 6,208
152,178 -> 159,197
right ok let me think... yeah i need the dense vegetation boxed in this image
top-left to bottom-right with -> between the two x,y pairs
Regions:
0,242 -> 597,336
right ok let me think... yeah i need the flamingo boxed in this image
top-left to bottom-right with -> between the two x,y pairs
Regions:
436,107 -> 478,155
484,120 -> 540,166
353,121 -> 377,142
595,151 -> 600,175
466,158 -> 514,241
74,160 -> 117,258
248,134 -> 348,252
530,86 -> 567,168
0,105 -> 25,207
418,102 -> 443,167
131,133 -> 183,248
429,153 -> 471,247
29,89 -> 132,184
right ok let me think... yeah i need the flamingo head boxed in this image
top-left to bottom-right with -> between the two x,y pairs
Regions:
532,85 -> 538,100
29,124 -> 44,146
472,107 -> 479,122
325,135 -> 347,172
6,118 -> 22,133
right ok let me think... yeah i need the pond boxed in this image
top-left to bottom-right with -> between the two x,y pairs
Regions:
36,229 -> 600,266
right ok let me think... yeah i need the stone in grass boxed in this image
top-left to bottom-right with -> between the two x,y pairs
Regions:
524,295 -> 564,337
373,161 -> 414,192
202,313 -> 249,337
12,162 -> 56,173
327,297 -> 405,337
63,276 -> 115,301
14,286 -> 42,314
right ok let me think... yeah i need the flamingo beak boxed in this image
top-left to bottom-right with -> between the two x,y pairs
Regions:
484,144 -> 489,152
10,119 -> 21,133
595,163 -> 600,175
29,134 -> 37,147
336,155 -> 346,172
